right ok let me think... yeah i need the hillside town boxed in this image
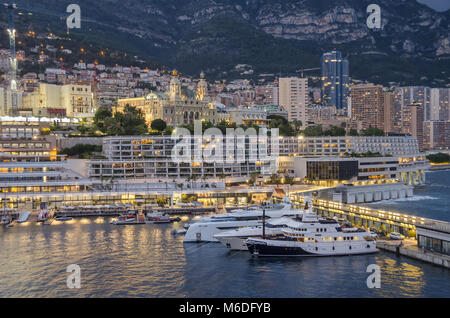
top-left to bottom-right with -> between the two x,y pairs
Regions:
1,0 -> 450,301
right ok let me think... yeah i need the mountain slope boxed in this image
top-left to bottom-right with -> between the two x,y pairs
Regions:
3,0 -> 450,85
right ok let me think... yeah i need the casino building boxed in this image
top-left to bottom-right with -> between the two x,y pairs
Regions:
117,72 -> 217,126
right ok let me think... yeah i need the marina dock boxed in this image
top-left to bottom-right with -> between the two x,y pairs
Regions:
377,240 -> 450,269
290,195 -> 430,235
288,195 -> 450,269
428,164 -> 450,171
54,206 -> 217,218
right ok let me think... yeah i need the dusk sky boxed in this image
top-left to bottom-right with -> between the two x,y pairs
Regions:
417,0 -> 450,11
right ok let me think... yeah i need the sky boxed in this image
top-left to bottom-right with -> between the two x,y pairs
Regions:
417,0 -> 450,12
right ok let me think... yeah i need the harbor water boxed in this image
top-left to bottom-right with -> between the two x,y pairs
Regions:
0,170 -> 449,298
365,170 -> 450,222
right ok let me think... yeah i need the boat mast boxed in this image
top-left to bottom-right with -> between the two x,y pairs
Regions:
262,207 -> 266,239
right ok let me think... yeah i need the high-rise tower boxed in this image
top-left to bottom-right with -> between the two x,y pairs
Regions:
321,50 -> 349,111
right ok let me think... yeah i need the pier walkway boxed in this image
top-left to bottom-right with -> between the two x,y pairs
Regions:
55,206 -> 217,217
290,195 -> 448,237
377,239 -> 450,269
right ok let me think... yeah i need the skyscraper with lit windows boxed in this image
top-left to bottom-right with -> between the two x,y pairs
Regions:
321,50 -> 349,111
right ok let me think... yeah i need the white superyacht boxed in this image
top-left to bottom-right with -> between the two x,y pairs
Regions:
214,216 -> 295,250
246,204 -> 378,257
183,200 -> 303,243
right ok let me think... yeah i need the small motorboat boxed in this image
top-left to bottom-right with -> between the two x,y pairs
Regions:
17,212 -> 31,223
1,215 -> 12,225
171,229 -> 187,235
146,212 -> 179,224
111,213 -> 144,225
37,210 -> 52,223
55,217 -> 73,222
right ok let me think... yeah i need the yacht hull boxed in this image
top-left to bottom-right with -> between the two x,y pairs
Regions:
183,220 -> 262,242
216,236 -> 249,251
247,240 -> 378,257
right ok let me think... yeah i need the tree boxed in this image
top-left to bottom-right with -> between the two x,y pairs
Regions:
327,126 -> 346,136
283,174 -> 295,185
117,105 -> 148,135
156,197 -> 166,207
216,120 -> 237,134
104,117 -> 124,135
427,153 -> 450,163
77,125 -> 89,135
61,144 -> 102,157
267,174 -> 281,185
292,120 -> 303,134
151,119 -> 167,132
303,125 -> 323,137
249,172 -> 260,186
94,107 -> 113,132
361,126 -> 385,136
278,123 -> 294,136
268,115 -> 288,125
163,126 -> 174,135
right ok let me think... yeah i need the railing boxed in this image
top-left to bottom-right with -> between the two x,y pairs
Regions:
289,195 -> 446,233
416,221 -> 450,234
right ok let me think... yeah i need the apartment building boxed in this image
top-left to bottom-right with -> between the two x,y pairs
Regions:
87,135 -> 277,181
278,136 -> 420,157
423,121 -> 450,150
350,84 -> 385,130
21,83 -> 95,119
278,77 -> 308,124
401,103 -> 425,150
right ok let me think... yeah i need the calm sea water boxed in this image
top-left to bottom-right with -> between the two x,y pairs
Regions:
0,171 -> 449,298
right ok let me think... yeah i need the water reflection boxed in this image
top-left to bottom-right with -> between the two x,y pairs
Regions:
0,219 -> 448,298
374,257 -> 425,297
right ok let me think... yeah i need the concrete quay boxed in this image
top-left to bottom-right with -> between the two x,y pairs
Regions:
377,239 -> 450,269
331,183 -> 414,204
428,164 -> 450,171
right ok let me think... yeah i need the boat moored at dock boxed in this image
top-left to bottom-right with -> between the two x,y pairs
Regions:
110,213 -> 145,225
246,206 -> 377,257
55,217 -> 73,222
214,217 -> 294,251
146,212 -> 181,224
36,203 -> 53,223
184,201 -> 304,243
17,212 -> 31,223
